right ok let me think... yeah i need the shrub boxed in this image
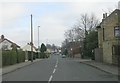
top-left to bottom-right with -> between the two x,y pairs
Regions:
2,49 -> 25,67
28,51 -> 37,61
17,50 -> 25,63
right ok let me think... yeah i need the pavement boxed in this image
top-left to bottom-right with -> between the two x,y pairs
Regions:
2,59 -> 42,75
73,58 -> 119,76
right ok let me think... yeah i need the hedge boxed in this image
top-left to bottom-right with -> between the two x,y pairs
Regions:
40,52 -> 50,58
17,50 -> 25,63
28,51 -> 37,61
2,49 -> 25,67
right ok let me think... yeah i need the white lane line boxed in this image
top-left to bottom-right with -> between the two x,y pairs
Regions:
53,69 -> 56,74
48,59 -> 58,83
56,59 -> 58,65
55,64 -> 57,68
48,75 -> 53,83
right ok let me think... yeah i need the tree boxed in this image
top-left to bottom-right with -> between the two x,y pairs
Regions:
78,13 -> 99,35
62,13 -> 99,58
63,49 -> 68,56
77,13 -> 99,58
40,43 -> 47,53
64,29 -> 74,42
84,30 -> 98,59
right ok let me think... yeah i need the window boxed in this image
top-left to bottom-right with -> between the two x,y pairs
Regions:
112,45 -> 120,55
114,26 -> 120,38
2,45 -> 8,50
103,28 -> 105,40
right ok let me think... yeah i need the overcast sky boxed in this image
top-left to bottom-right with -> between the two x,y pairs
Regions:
0,0 -> 119,47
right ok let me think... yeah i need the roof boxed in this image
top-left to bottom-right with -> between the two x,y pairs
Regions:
22,44 -> 37,52
101,9 -> 120,24
0,37 -> 20,48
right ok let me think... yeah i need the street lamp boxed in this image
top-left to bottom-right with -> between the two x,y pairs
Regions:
38,26 -> 40,58
30,14 -> 33,62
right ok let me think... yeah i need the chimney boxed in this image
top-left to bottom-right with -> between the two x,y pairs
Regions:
1,35 -> 4,40
102,13 -> 107,21
105,13 -> 107,18
103,13 -> 106,19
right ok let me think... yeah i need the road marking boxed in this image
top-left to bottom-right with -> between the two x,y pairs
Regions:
48,58 -> 58,83
48,75 -> 53,83
56,59 -> 58,65
53,69 -> 56,74
55,64 -> 57,68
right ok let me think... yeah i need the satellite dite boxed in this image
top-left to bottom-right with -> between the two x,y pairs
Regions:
119,1 -> 120,9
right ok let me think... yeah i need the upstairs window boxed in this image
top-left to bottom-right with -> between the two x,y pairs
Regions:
114,26 -> 120,38
103,28 -> 105,41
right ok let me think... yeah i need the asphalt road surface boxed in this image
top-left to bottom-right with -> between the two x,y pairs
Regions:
2,54 -> 118,82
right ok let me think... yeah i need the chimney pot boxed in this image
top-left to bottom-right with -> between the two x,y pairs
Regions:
103,14 -> 106,19
1,35 -> 4,39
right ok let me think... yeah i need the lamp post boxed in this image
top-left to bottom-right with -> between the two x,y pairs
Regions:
38,26 -> 40,58
30,14 -> 33,62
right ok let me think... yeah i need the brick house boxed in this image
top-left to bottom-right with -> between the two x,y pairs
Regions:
97,9 -> 120,65
62,41 -> 83,58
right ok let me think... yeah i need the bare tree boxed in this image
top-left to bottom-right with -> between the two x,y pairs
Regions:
72,25 -> 84,41
77,13 -> 99,37
63,13 -> 99,48
88,13 -> 99,31
64,29 -> 75,42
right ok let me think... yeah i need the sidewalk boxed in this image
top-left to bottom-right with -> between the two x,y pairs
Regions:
2,59 -> 42,75
74,58 -> 119,76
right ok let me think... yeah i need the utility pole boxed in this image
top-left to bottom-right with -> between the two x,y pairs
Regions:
38,26 -> 40,58
30,14 -> 33,62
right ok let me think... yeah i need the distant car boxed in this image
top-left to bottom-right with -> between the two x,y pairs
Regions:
62,55 -> 66,58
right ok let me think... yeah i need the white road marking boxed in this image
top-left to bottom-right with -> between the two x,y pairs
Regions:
48,58 -> 58,82
55,64 -> 57,68
56,59 -> 58,65
48,75 -> 53,83
53,69 -> 56,74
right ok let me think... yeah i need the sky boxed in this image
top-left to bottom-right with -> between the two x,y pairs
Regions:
0,0 -> 120,47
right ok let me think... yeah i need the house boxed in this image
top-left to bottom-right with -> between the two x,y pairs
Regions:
0,35 -> 20,50
22,43 -> 37,61
62,41 -> 83,58
97,9 -> 120,65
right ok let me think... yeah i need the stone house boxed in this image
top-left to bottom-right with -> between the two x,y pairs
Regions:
97,9 -> 120,65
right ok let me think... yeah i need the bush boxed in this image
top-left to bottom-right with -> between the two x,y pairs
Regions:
2,49 -> 25,67
46,53 -> 50,58
40,52 -> 50,58
10,50 -> 17,65
28,51 -> 37,61
2,50 -> 11,66
17,50 -> 25,63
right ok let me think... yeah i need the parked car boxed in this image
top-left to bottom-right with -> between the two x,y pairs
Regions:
62,55 -> 66,58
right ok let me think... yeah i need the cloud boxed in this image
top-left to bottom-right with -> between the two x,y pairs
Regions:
0,1 -> 119,47
33,13 -> 68,46
0,3 -> 25,28
1,0 -> 119,2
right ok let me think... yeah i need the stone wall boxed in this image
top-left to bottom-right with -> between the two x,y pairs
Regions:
94,48 -> 103,62
103,41 -> 113,64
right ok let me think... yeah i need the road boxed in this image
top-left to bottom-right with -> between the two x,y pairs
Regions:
2,54 -> 118,82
